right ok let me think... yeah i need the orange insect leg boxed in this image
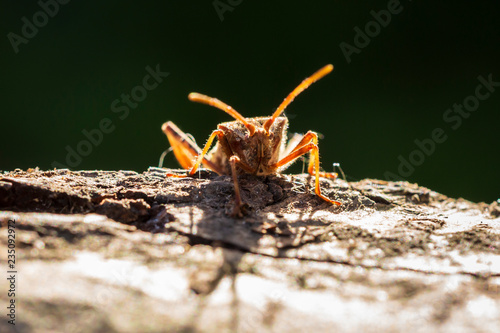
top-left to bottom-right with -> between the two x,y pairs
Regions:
162,121 -> 224,176
229,155 -> 245,217
272,132 -> 340,205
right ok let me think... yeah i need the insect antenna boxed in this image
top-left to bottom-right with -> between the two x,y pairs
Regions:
188,93 -> 256,135
264,64 -> 334,134
158,147 -> 173,168
333,162 -> 356,192
332,162 -> 346,182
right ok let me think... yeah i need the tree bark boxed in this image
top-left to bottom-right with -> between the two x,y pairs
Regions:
1,167 -> 499,332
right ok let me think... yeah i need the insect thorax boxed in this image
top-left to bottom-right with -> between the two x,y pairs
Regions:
212,117 -> 288,175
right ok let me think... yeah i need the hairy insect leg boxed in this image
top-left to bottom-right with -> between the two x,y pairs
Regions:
229,155 -> 246,217
285,131 -> 338,179
306,139 -> 338,180
282,133 -> 305,157
162,121 -> 224,176
184,129 -> 225,177
273,132 -> 341,205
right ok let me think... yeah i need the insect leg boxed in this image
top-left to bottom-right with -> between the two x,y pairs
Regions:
229,155 -> 245,217
272,134 -> 341,205
162,121 -> 224,175
183,129 -> 225,177
282,133 -> 304,157
304,133 -> 338,180
284,131 -> 338,179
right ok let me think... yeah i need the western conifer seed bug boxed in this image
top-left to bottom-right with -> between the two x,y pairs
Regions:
162,64 -> 341,217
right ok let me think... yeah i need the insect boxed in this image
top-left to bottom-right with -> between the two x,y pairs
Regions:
162,64 -> 341,217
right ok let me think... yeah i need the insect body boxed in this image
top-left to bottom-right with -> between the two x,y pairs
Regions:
162,64 -> 341,217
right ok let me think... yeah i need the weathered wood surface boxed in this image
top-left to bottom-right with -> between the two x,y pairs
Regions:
1,168 -> 499,332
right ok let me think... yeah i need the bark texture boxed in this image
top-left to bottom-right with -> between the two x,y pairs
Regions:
1,168 -> 499,332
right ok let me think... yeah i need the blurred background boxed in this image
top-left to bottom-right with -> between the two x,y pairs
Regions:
1,0 -> 499,203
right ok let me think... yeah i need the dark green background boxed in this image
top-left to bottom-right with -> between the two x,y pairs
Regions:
1,1 -> 499,203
